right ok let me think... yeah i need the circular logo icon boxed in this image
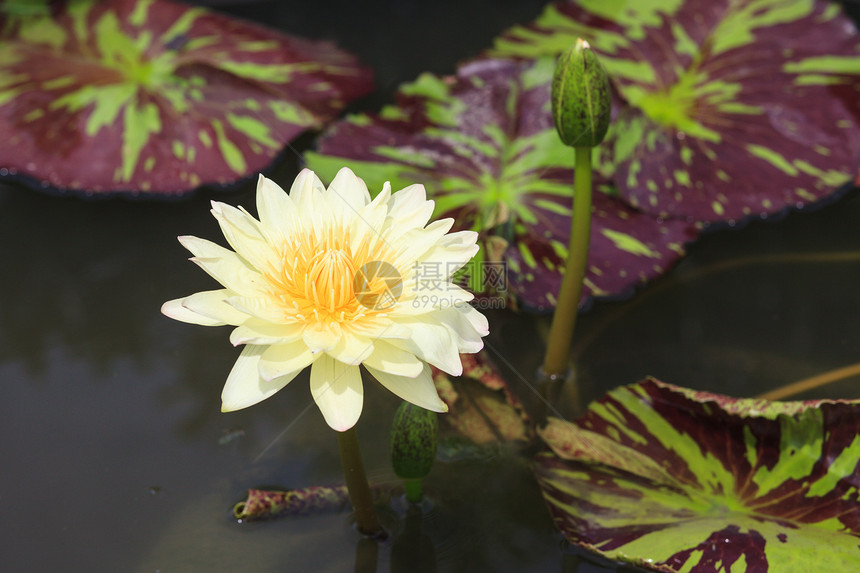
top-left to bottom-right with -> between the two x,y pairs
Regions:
354,261 -> 402,310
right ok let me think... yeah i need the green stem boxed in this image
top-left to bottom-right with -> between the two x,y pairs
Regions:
403,479 -> 423,503
542,146 -> 592,377
354,535 -> 379,573
337,427 -> 385,538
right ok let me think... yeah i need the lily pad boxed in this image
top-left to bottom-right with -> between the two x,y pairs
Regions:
432,350 -> 532,445
306,58 -> 697,310
491,0 -> 860,222
534,377 -> 860,571
0,0 -> 373,196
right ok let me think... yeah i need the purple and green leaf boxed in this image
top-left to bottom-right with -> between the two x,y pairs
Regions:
534,378 -> 860,571
433,351 -> 532,446
306,58 -> 697,310
492,0 -> 860,221
0,0 -> 373,196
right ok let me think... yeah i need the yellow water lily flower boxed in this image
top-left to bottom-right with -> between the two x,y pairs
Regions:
162,167 -> 489,431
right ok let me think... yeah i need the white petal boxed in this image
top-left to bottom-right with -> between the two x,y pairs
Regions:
386,184 -> 435,234
363,341 -> 424,377
178,235 -> 258,294
365,363 -> 447,412
389,319 -> 463,376
226,295 -> 289,324
325,331 -> 374,366
210,200 -> 270,268
221,345 -> 299,411
289,169 -> 325,221
348,182 -> 391,251
397,283 -> 475,315
256,174 -> 296,234
391,219 -> 456,268
302,322 -> 341,353
310,356 -> 364,431
435,304 -> 488,353
289,168 -> 326,202
259,340 -> 315,381
325,167 -> 371,222
229,319 -> 304,346
162,289 -> 246,326
345,317 -> 412,340
181,289 -> 249,325
416,230 -> 480,274
162,297 -> 224,326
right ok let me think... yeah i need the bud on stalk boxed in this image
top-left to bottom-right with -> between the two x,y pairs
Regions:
551,38 -> 611,149
390,402 -> 438,503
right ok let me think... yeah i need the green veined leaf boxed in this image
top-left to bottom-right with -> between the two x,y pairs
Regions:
534,378 -> 860,571
0,0 -> 373,196
307,58 -> 697,310
492,0 -> 860,222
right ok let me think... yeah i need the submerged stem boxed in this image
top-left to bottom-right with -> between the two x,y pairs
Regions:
338,427 -> 385,539
403,479 -> 423,503
758,362 -> 860,400
542,146 -> 592,377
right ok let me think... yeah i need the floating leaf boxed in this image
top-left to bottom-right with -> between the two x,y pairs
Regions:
492,0 -> 860,221
0,0 -> 373,196
233,484 -> 397,522
432,351 -> 531,445
233,486 -> 350,521
307,58 -> 697,309
534,378 -> 860,571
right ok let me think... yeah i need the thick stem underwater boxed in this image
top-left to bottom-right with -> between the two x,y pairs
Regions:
338,427 -> 384,538
403,479 -> 423,504
542,146 -> 592,377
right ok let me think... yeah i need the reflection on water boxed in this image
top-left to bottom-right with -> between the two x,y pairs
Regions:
3,0 -> 860,571
5,113 -> 860,573
4,158 -> 860,571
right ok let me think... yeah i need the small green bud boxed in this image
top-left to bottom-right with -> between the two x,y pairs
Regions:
390,402 -> 438,480
551,38 -> 611,148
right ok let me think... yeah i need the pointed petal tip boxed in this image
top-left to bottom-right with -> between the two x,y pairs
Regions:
318,402 -> 363,432
331,419 -> 358,432
335,166 -> 356,179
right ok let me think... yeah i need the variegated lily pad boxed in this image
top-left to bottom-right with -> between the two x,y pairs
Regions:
492,0 -> 860,221
534,378 -> 860,572
306,58 -> 697,309
432,351 -> 532,445
0,0 -> 373,195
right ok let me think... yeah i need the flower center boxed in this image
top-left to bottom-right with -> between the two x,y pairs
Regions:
265,224 -> 399,326
303,249 -> 357,314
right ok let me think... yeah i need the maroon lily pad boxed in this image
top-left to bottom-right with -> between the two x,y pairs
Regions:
432,351 -> 531,445
0,0 -> 373,196
534,377 -> 860,571
492,0 -> 860,222
306,58 -> 698,310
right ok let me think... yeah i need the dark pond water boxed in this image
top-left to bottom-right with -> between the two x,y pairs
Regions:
3,1 -> 860,572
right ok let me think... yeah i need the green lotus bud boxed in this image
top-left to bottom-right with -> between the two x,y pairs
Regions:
391,402 -> 438,502
551,38 -> 611,148
391,402 -> 438,479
